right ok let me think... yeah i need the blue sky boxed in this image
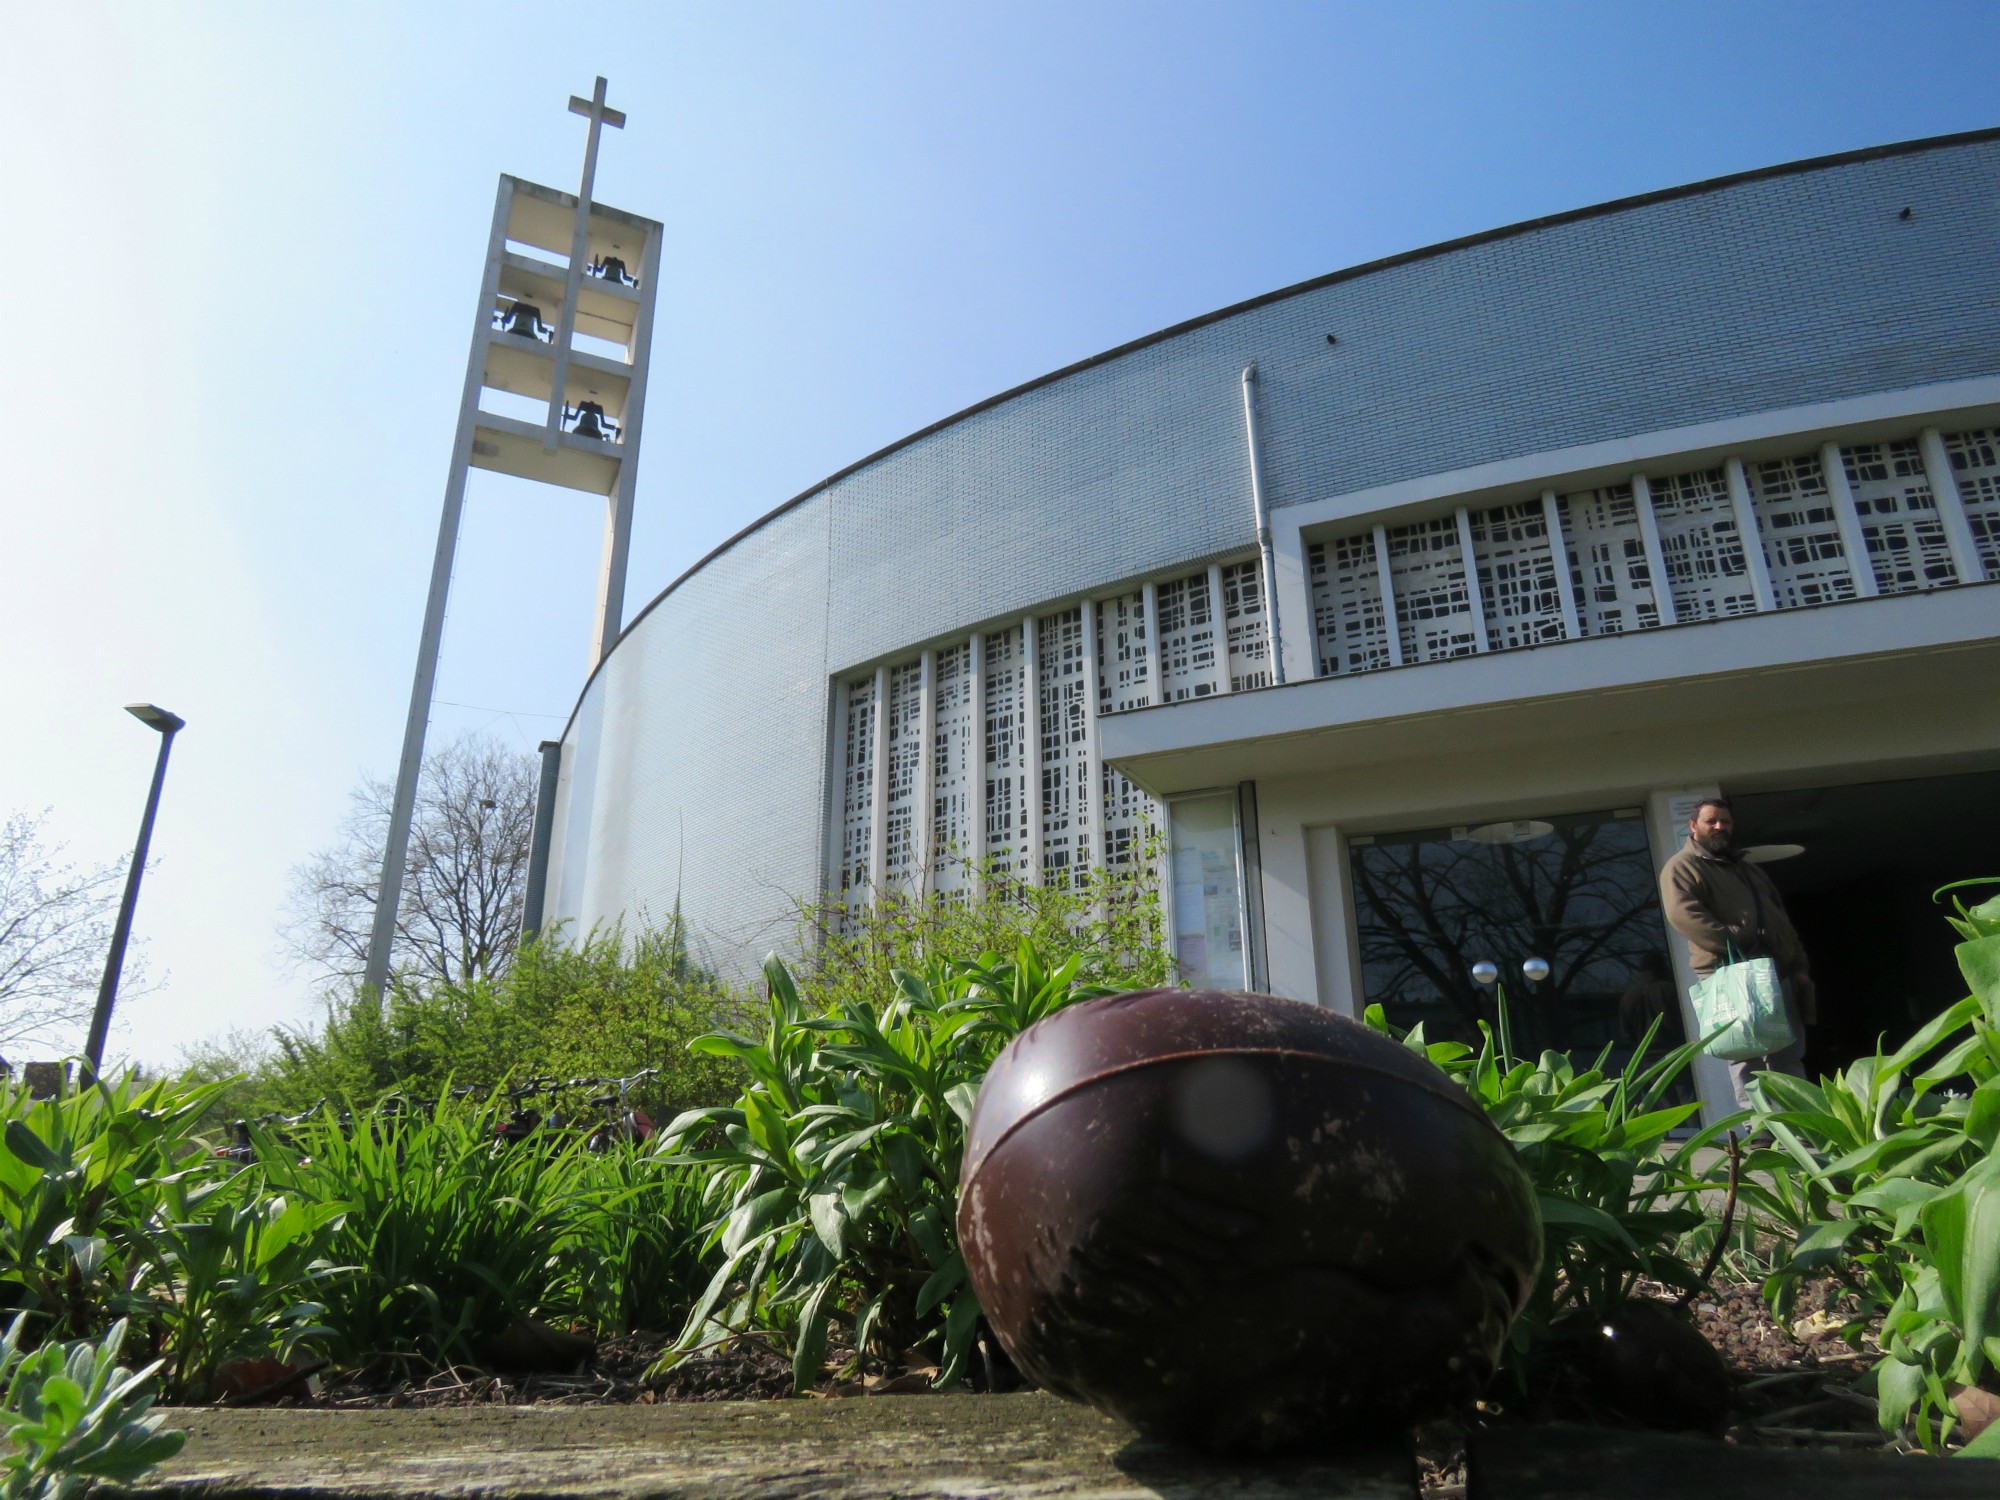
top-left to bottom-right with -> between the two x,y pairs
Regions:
3,1 -> 1996,1065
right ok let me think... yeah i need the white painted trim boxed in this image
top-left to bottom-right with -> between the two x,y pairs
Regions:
1919,427 -> 1989,585
1819,442 -> 1879,598
1206,563 -> 1232,696
1542,489 -> 1582,640
1454,507 -> 1490,654
1371,524 -> 1404,667
1724,458 -> 1778,613
1270,375 -> 2000,539
916,648 -> 936,894
1630,474 -> 1678,628
868,664 -> 889,898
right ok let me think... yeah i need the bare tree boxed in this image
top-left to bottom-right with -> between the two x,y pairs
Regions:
0,811 -> 130,1049
284,735 -> 538,990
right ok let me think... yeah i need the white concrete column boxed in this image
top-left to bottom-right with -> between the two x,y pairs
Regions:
1270,515 -> 1316,682
1818,443 -> 1879,597
1630,474 -> 1678,627
1081,603 -> 1105,872
1304,823 -> 1361,1016
1371,524 -> 1404,666
1022,615 -> 1044,884
868,664 -> 890,899
1454,507 -> 1491,653
1723,459 -> 1778,612
1140,581 -> 1162,705
1206,563 -> 1232,696
967,633 -> 987,880
1541,489 -> 1583,640
915,648 -> 937,894
1919,428 -> 1989,584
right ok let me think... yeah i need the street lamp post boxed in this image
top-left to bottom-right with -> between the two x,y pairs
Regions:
82,703 -> 185,1080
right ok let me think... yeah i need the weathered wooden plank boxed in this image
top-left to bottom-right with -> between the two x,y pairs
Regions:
1469,1422 -> 1997,1499
108,1395 -> 1417,1500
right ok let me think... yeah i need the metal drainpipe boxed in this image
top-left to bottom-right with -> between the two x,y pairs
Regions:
1239,365 -> 1285,685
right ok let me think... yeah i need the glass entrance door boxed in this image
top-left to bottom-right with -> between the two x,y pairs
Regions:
1347,808 -> 1684,1065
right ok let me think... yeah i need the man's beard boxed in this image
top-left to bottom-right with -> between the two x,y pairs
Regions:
1695,830 -> 1732,854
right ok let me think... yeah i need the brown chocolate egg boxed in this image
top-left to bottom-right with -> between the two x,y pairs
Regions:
957,988 -> 1540,1455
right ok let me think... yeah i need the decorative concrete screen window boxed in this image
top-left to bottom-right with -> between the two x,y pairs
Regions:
1097,591 -> 1152,713
1037,607 -> 1090,888
1558,483 -> 1661,637
1168,791 -> 1247,991
882,661 -> 924,885
1386,516 -> 1480,662
1468,500 -> 1567,651
983,626 -> 1032,881
1747,453 -> 1858,611
1944,428 -> 2000,581
1221,560 -> 1273,691
838,676 -> 877,896
1841,440 -> 1957,593
931,643 -> 975,894
1156,573 -> 1220,701
1306,531 -> 1393,677
1650,467 -> 1758,622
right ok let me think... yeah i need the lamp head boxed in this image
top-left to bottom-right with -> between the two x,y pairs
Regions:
125,703 -> 184,735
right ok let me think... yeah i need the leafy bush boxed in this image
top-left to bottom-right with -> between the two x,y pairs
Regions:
791,849 -> 1172,1019
657,943 -> 1136,1391
0,1075 -> 224,1345
1739,878 -> 2000,1453
0,1073 -> 349,1402
263,924 -> 744,1121
0,1317 -> 182,1500
1367,1000 -> 1711,1397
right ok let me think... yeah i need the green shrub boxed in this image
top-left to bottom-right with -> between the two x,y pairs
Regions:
1739,878 -> 2000,1453
0,1317 -> 182,1500
791,849 -> 1173,1019
656,943 -> 1135,1391
264,924 -> 745,1120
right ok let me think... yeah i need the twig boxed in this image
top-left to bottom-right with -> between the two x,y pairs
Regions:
1736,1370 -> 1818,1391
1748,1426 -> 1892,1446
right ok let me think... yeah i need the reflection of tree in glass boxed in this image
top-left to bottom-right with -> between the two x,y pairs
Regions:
1350,816 -> 1670,1054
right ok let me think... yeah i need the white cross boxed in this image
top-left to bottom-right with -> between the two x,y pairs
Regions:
567,76 -> 626,204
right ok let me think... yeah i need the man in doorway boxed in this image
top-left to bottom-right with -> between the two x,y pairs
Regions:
1660,796 -> 1816,1109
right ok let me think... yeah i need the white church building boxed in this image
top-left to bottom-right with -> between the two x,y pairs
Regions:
530,130 -> 2000,1119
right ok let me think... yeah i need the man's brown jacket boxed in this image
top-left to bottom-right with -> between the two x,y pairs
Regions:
1659,836 -> 1817,1023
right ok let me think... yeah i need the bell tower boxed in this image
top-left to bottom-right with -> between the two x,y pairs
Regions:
363,78 -> 663,997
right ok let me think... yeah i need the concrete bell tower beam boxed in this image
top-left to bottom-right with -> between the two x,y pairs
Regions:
363,80 -> 662,997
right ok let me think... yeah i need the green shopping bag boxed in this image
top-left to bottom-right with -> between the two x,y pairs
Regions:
1689,946 -> 1796,1062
